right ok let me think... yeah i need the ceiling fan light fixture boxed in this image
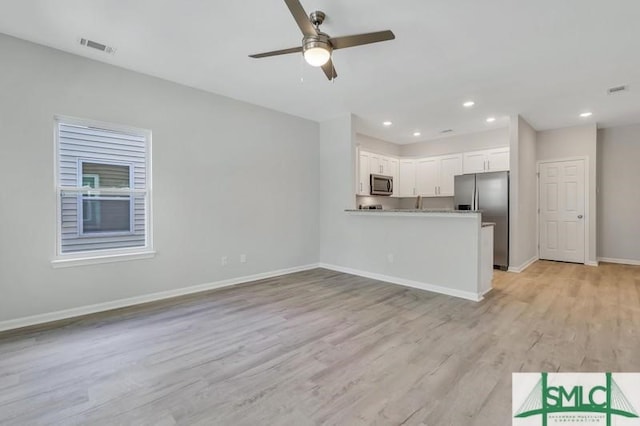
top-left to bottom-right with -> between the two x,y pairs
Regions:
304,46 -> 331,67
303,33 -> 332,67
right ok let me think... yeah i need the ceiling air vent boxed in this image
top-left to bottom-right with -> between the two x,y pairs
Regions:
80,38 -> 116,54
607,85 -> 628,95
440,129 -> 454,134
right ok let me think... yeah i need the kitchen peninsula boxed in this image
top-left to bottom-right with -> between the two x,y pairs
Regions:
340,209 -> 494,301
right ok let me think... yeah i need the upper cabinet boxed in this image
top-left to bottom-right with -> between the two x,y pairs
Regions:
357,146 -> 507,198
400,155 -> 462,197
416,158 -> 439,197
357,151 -> 371,195
357,150 -> 400,196
388,157 -> 400,197
417,154 -> 462,197
439,154 -> 464,196
463,147 -> 510,174
399,160 -> 416,197
486,147 -> 510,172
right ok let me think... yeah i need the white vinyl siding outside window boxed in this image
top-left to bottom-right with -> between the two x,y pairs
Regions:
53,117 -> 153,266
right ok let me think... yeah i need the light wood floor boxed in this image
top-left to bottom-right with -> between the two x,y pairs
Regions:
1,261 -> 639,425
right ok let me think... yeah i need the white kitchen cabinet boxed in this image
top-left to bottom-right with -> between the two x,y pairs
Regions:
463,151 -> 487,174
463,147 -> 510,174
399,160 -> 416,197
357,151 -> 371,195
358,147 -> 503,198
369,153 -> 382,176
357,150 -> 400,196
415,154 -> 462,197
388,157 -> 400,197
486,147 -> 510,172
438,154 -> 463,196
416,158 -> 439,197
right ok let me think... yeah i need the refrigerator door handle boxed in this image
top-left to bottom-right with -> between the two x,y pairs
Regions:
474,185 -> 479,210
471,186 -> 475,210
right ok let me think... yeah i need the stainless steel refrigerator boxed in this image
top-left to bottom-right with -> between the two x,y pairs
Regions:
454,171 -> 509,270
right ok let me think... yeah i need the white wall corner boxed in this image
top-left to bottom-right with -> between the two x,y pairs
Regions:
507,256 -> 539,273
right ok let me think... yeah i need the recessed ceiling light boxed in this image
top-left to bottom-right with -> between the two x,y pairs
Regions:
463,101 -> 475,108
486,117 -> 496,123
579,112 -> 593,118
413,131 -> 421,137
383,121 -> 392,126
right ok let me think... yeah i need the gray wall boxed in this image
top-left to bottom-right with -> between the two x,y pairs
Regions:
597,125 -> 640,263
319,116 -> 355,263
0,34 -> 320,323
355,133 -> 401,156
400,127 -> 509,158
509,116 -> 538,269
537,124 -> 598,264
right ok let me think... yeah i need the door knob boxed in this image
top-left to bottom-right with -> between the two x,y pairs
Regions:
578,215 -> 583,219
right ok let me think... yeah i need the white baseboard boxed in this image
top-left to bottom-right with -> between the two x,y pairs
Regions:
598,257 -> 640,266
0,263 -> 320,333
508,256 -> 539,273
318,263 -> 482,302
585,261 -> 599,267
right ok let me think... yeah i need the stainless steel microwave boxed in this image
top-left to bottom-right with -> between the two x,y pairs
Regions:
370,174 -> 393,196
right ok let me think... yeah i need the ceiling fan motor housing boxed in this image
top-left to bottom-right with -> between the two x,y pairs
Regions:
302,32 -> 332,55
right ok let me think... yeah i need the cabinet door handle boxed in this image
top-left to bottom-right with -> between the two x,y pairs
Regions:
487,160 -> 490,170
360,183 -> 362,192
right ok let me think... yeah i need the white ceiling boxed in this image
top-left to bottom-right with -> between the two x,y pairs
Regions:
1,0 -> 639,144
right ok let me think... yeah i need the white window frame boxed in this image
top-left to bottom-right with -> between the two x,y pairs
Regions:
52,115 -> 155,268
77,158 -> 135,237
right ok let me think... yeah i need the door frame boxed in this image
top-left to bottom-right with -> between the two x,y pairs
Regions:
537,156 -> 590,265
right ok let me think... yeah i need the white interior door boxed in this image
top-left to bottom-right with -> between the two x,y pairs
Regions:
539,159 -> 585,263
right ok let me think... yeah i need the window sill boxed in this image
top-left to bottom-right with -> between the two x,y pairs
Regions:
51,250 -> 156,268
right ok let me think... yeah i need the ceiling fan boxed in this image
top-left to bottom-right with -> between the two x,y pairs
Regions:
249,0 -> 395,80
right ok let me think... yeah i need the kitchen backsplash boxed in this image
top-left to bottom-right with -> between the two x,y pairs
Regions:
398,196 -> 454,210
356,196 -> 455,210
356,196 -> 401,210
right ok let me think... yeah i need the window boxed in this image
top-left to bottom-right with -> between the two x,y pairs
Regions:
54,117 -> 153,264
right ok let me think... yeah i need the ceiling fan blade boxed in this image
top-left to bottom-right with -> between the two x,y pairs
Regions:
330,30 -> 395,50
284,0 -> 317,37
249,46 -> 303,59
321,59 -> 338,80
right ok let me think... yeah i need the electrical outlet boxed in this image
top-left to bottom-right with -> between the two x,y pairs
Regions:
387,253 -> 394,263
240,254 -> 247,264
221,256 -> 228,266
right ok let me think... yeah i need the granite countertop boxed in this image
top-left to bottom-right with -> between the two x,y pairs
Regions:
345,208 -> 480,214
